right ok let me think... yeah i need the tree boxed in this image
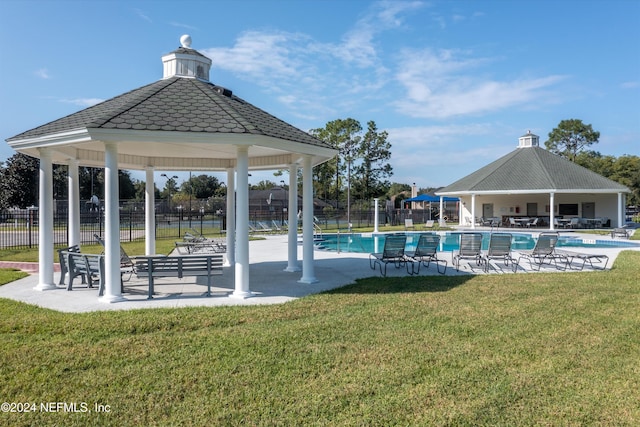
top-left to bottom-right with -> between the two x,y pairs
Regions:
352,120 -> 393,201
545,119 -> 600,162
310,118 -> 362,210
0,153 -> 40,209
181,174 -> 221,199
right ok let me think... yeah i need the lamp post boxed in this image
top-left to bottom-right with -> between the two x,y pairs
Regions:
161,173 -> 178,216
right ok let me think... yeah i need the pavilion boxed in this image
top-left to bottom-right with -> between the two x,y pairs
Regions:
435,131 -> 629,229
5,35 -> 337,302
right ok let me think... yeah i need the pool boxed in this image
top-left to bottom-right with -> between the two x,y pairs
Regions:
315,232 -> 639,253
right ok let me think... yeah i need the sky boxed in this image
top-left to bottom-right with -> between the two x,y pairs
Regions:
1,0 -> 639,190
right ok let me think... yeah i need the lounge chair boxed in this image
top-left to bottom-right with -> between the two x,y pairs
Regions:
256,221 -> 274,233
404,218 -> 415,231
516,232 -> 562,271
610,227 -> 629,239
405,233 -> 447,274
481,233 -> 517,273
271,220 -> 284,233
369,234 -> 407,277
424,220 -> 435,229
554,249 -> 609,271
508,217 -> 519,228
93,234 -> 136,284
452,232 -> 483,271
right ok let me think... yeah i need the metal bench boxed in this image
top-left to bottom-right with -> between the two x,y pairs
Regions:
62,251 -> 105,296
133,254 -> 224,299
57,244 -> 82,286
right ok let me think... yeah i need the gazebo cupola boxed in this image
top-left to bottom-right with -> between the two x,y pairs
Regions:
518,130 -> 540,148
162,34 -> 212,81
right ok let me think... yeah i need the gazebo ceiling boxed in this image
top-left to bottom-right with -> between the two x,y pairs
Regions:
6,38 -> 337,171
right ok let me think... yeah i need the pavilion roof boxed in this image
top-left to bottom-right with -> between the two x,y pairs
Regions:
437,146 -> 629,195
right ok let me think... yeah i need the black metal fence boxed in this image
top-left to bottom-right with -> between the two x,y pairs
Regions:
0,202 -> 459,250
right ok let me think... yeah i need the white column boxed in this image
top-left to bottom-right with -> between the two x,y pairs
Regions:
232,146 -> 251,298
224,167 -> 235,267
285,163 -> 300,272
145,167 -> 156,255
68,159 -> 80,247
439,196 -> 445,227
299,155 -> 317,284
618,192 -> 625,227
470,194 -> 476,229
35,148 -> 56,290
100,142 -> 124,303
549,192 -> 555,230
374,198 -> 380,233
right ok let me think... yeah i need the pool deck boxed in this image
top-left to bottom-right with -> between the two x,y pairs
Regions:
0,228 -> 637,313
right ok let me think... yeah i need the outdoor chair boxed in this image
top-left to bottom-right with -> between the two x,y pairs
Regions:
481,233 -> 518,273
404,218 -> 415,231
424,220 -> 435,229
526,218 -> 539,228
369,234 -> 407,277
568,217 -> 581,228
405,233 -> 447,275
452,232 -> 483,271
256,221 -> 274,233
516,232 -> 562,271
554,249 -> 609,271
509,217 -> 519,228
93,234 -> 136,282
611,227 -> 629,239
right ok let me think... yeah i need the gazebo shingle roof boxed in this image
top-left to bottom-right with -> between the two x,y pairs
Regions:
438,146 -> 629,194
7,77 -> 327,149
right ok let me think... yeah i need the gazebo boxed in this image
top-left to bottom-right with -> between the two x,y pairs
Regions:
436,131 -> 629,229
5,35 -> 337,302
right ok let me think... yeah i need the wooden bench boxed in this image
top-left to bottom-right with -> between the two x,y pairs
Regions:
133,254 -> 224,299
57,245 -> 81,286
62,251 -> 105,296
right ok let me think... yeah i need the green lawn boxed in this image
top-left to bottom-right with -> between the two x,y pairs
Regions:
1,250 -> 639,426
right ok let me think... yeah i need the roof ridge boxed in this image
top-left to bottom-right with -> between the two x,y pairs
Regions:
530,147 -> 557,188
86,79 -> 177,128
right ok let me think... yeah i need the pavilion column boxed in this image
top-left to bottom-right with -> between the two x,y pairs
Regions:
299,155 -> 317,284
549,192 -> 555,230
232,146 -> 251,298
439,196 -> 445,227
145,167 -> 156,255
285,162 -> 300,272
100,142 -> 124,303
35,147 -> 56,290
68,159 -> 81,247
224,167 -> 235,267
618,192 -> 625,227
470,194 -> 476,229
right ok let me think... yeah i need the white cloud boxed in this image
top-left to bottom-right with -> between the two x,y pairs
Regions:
394,47 -> 567,119
134,8 -> 152,23
170,21 -> 198,31
61,98 -> 104,107
621,81 -> 639,89
35,68 -> 51,79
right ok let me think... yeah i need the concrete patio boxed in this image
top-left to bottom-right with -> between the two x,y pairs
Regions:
0,231 -> 637,313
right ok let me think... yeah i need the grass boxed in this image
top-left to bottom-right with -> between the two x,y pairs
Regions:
1,250 -> 639,426
0,268 -> 28,285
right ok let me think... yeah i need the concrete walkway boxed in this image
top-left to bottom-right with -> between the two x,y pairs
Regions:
0,231 -> 637,313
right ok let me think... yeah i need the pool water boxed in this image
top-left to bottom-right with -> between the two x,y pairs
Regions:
315,232 -> 638,253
